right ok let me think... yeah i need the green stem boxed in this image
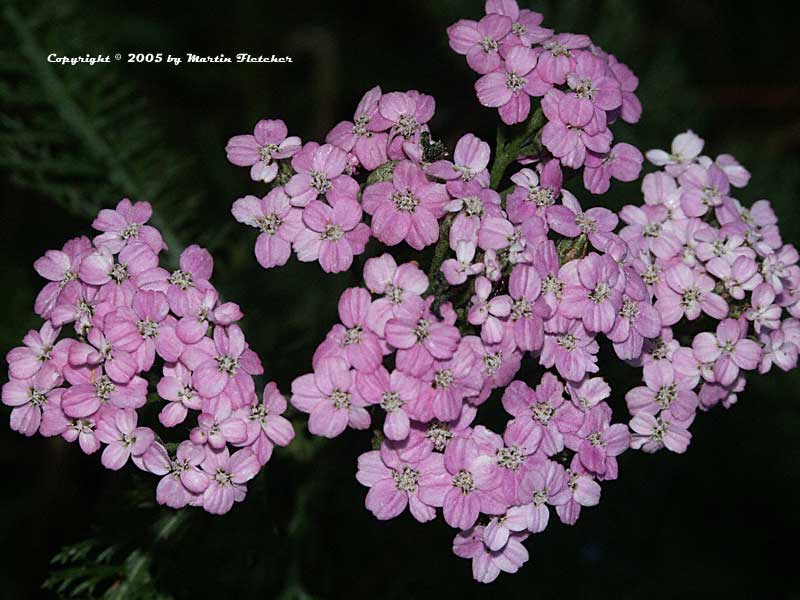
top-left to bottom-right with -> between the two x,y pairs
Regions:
425,213 -> 455,292
4,6 -> 183,268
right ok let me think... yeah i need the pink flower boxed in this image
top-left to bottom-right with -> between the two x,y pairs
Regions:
418,436 -> 501,529
356,444 -> 441,522
691,318 -> 762,386
356,367 -> 420,441
428,133 -> 491,186
654,263 -> 728,326
547,191 -> 618,250
378,91 -> 435,150
475,46 -> 546,125
157,363 -> 202,427
508,457 -> 570,533
646,130 -> 704,176
565,403 -> 629,478
225,119 -> 301,183
294,195 -> 370,274
92,199 -> 165,255
155,441 -> 209,509
243,382 -> 295,465
679,163 -> 731,218
707,255 -> 761,301
541,89 -> 612,169
447,14 -> 512,75
61,366 -> 147,418
290,357 -> 370,438
1,365 -> 63,436
325,86 -> 392,170
506,162 -> 562,224
560,51 -> 622,127
559,253 -> 623,334
502,375 -> 583,456
442,241 -> 484,286
362,254 -> 428,336
33,236 -> 93,319
79,242 -> 160,307
419,341 -> 483,422
285,142 -> 356,207
625,361 -> 698,421
630,412 -> 692,454
540,319 -> 599,382
536,33 -> 591,85
468,276 -> 512,344
362,160 -> 448,250
486,0 -> 552,46
385,301 -> 461,378
6,322 -> 67,380
556,455 -> 601,525
104,290 -> 184,371
507,265 -> 548,351
452,526 -> 529,584
583,143 -> 643,194
607,294 -> 661,361
758,322 -> 799,374
329,287 -> 384,372
67,322 -> 139,384
187,324 -> 263,401
96,408 -> 155,470
607,56 -> 642,124
200,447 -> 261,514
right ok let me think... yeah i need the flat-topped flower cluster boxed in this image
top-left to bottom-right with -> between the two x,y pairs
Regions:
2,199 -> 294,514
220,0 -> 799,583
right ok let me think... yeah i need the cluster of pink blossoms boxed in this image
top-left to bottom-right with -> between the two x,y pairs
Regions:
449,0 -> 644,194
220,0 -> 798,580
2,199 -> 295,515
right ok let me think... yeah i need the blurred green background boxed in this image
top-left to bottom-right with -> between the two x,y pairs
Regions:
1,0 -> 799,598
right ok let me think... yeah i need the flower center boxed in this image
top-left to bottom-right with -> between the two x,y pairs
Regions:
352,114 -> 370,137
392,189 -> 419,212
414,318 -> 430,343
343,325 -> 363,345
620,298 -> 640,320
259,143 -> 279,162
545,41 -> 570,57
532,402 -> 555,425
177,386 -> 194,404
425,421 -> 453,451
59,269 -> 78,288
395,115 -> 419,139
392,466 -> 420,492
650,337 -> 669,360
655,384 -> 678,409
462,196 -> 484,216
511,297 -> 532,320
573,77 -> 596,100
511,22 -> 526,36
120,222 -> 141,240
93,375 -> 116,401
169,269 -> 194,290
642,223 -> 661,237
531,489 -> 548,506
256,213 -> 283,236
479,35 -> 498,53
321,223 -> 344,241
589,282 -> 611,303
506,72 -> 527,92
215,354 -> 239,375
109,263 -> 129,284
309,170 -> 331,193
137,318 -> 159,339
451,469 -> 475,494
680,286 -> 701,308
380,391 -> 404,412
642,264 -> 660,284
28,388 -> 48,407
483,351 -> 502,375
215,468 -> 233,486
528,186 -> 555,207
541,273 -> 564,297
433,369 -> 454,390
575,212 -> 597,233
249,403 -> 269,423
496,445 -> 523,470
330,389 -> 351,409
588,432 -> 605,447
557,333 -> 578,352
385,283 -> 403,304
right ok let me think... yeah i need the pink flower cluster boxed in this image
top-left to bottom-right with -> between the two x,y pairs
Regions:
448,0 -> 644,193
2,199 -> 294,515
227,87 -> 450,273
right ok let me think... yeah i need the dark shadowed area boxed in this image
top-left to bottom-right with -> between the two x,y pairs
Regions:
1,0 -> 798,598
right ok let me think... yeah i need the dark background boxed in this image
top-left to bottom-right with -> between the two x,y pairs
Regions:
1,0 -> 799,598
